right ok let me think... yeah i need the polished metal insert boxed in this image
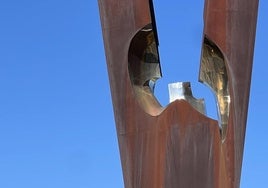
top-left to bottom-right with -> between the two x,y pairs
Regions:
168,82 -> 206,115
128,24 -> 163,116
199,37 -> 230,139
128,24 -> 161,87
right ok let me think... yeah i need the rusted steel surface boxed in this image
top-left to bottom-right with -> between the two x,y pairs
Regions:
98,0 -> 258,187
203,1 -> 259,187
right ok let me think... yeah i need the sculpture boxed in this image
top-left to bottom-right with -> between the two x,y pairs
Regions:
98,0 -> 259,187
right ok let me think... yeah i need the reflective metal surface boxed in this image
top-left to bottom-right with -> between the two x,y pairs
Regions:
199,37 -> 230,139
128,24 -> 161,87
128,24 -> 163,116
168,82 -> 206,115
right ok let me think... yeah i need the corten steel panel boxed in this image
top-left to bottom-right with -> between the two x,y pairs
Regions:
98,0 -> 258,187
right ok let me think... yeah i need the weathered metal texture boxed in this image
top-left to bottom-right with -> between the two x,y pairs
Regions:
98,0 -> 258,187
202,0 -> 259,187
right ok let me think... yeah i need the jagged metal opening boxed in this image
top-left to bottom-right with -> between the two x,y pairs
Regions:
199,36 -> 230,139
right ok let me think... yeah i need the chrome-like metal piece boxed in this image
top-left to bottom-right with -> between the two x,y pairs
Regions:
199,37 -> 230,139
128,24 -> 161,87
168,82 -> 206,115
128,24 -> 163,116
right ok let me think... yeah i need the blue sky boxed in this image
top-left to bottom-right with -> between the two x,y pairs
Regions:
0,0 -> 267,187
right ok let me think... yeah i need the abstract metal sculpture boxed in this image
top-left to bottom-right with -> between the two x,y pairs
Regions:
98,0 -> 259,187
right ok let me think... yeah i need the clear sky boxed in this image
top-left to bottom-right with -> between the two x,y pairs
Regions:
0,0 -> 267,187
